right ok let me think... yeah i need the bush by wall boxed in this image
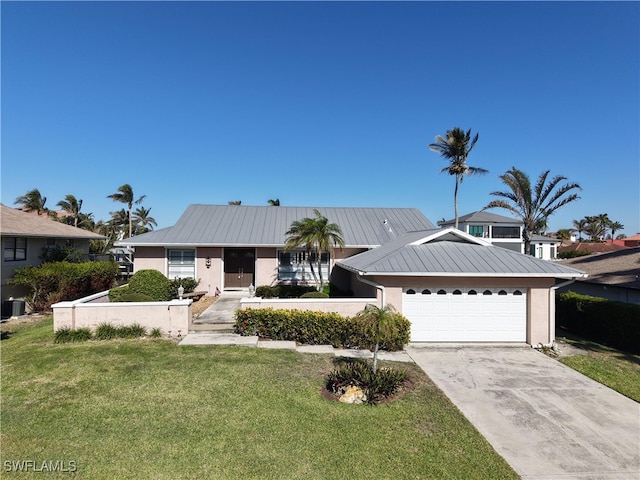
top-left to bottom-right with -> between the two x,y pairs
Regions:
255,284 -> 349,298
234,307 -> 410,351
168,277 -> 199,299
556,291 -> 640,354
113,293 -> 155,302
10,261 -> 118,312
127,270 -> 171,301
300,292 -> 330,298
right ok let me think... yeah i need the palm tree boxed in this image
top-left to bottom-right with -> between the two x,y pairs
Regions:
56,194 -> 83,228
572,218 -> 588,241
14,188 -> 49,215
268,198 -> 280,206
356,304 -> 400,373
484,168 -> 581,255
556,229 -> 573,243
429,127 -> 488,229
107,184 -> 146,238
109,208 -> 130,239
609,221 -> 624,240
228,200 -> 242,205
284,209 -> 345,291
584,215 -> 607,242
132,206 -> 157,235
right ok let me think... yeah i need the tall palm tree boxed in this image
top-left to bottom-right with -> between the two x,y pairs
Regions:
107,184 -> 146,238
56,194 -> 83,228
268,198 -> 280,206
584,215 -> 607,242
572,218 -> 588,241
429,127 -> 488,229
14,188 -> 49,215
284,209 -> 345,291
356,304 -> 401,373
609,221 -> 624,240
485,168 -> 581,255
132,206 -> 157,235
109,208 -> 130,239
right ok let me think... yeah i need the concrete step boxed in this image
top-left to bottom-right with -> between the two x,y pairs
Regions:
190,323 -> 236,333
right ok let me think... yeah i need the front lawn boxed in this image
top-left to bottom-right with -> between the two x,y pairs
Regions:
1,318 -> 517,479
557,331 -> 640,402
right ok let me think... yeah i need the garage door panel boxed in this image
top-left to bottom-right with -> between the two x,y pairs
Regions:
403,287 -> 526,342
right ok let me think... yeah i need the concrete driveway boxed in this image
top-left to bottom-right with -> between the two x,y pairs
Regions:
406,345 -> 640,480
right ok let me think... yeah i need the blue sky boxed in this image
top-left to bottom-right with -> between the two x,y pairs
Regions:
2,1 -> 639,235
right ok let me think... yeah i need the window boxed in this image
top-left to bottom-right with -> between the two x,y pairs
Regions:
452,289 -> 462,295
468,290 -> 477,295
498,290 -> 507,295
168,249 -> 195,279
513,290 -> 523,295
468,225 -> 484,237
437,289 -> 446,295
406,289 -> 416,295
277,249 -> 329,283
483,290 -> 492,295
421,289 -> 431,295
4,237 -> 26,262
492,226 -> 521,239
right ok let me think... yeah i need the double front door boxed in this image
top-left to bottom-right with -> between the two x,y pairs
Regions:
224,248 -> 255,288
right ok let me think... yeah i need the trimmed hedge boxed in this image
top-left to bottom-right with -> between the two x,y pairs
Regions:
556,291 -> 640,354
168,277 -> 199,299
114,293 -> 155,302
127,269 -> 171,301
10,261 -> 118,312
300,292 -> 329,298
234,307 -> 410,351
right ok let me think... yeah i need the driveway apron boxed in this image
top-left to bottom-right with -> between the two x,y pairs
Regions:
406,345 -> 640,480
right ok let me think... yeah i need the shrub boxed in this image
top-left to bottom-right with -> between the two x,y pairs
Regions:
255,285 -> 321,298
300,291 -> 329,298
127,270 -> 171,301
168,277 -> 200,299
326,359 -> 408,404
108,285 -> 129,302
150,327 -> 163,338
10,261 -> 118,312
95,323 -> 119,340
234,307 -> 410,351
117,324 -> 146,338
556,291 -> 640,354
55,327 -> 93,343
113,293 -> 155,303
255,285 -> 280,298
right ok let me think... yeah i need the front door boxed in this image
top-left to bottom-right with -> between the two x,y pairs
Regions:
224,248 -> 255,288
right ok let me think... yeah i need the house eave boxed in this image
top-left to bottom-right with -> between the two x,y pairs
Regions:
348,271 -> 589,279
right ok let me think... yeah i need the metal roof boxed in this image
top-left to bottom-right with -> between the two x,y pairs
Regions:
117,204 -> 435,247
337,228 -> 587,278
1,204 -> 105,239
440,210 -> 522,225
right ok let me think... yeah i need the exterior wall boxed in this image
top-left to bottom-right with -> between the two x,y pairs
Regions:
255,247 -> 277,286
529,242 -> 559,260
362,275 -> 556,345
196,247 -> 223,295
53,291 -> 192,337
133,246 -> 166,274
240,297 -> 374,317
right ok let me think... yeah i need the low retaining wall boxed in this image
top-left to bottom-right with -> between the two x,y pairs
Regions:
52,291 -> 192,337
240,297 -> 377,317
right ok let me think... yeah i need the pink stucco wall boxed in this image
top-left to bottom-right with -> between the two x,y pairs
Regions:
53,291 -> 192,337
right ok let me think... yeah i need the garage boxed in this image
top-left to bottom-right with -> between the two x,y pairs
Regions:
403,287 -> 527,342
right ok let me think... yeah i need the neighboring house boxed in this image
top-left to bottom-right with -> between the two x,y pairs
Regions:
558,247 -> 640,304
118,204 -> 587,346
529,234 -> 561,260
1,204 -> 105,301
439,211 -> 524,254
622,234 -> 640,248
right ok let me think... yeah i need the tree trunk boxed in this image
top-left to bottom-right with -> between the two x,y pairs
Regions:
372,341 -> 379,373
454,175 -> 460,230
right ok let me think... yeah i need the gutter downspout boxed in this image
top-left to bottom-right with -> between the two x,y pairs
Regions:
355,272 -> 386,307
545,277 -> 579,347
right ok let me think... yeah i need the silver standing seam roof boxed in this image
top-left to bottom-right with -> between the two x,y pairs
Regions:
439,210 -> 522,226
117,204 -> 436,248
337,228 -> 588,279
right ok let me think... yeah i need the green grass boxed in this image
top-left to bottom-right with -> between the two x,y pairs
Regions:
557,331 -> 640,402
1,318 -> 518,479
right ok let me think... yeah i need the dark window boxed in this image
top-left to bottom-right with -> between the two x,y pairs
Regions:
468,225 -> 484,237
453,289 -> 462,295
406,289 -> 416,295
4,237 -> 26,262
483,290 -> 492,295
498,290 -> 507,295
514,290 -> 523,295
437,289 -> 446,295
421,289 -> 431,295
492,226 -> 521,239
468,290 -> 477,295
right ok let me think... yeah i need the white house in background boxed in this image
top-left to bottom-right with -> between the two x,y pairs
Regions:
439,211 -> 560,260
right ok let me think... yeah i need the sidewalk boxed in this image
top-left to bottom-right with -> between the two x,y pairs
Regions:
178,332 -> 413,362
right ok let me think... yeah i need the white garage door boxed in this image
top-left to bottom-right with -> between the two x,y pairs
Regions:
403,287 -> 527,342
